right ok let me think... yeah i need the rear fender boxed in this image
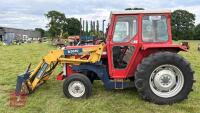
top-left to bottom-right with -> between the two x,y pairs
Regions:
141,44 -> 187,53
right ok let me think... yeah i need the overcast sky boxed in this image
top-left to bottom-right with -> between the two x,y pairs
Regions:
0,0 -> 200,30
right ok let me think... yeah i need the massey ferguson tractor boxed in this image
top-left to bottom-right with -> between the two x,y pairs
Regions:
13,10 -> 195,105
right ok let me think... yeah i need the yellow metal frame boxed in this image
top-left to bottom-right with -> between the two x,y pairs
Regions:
26,43 -> 105,91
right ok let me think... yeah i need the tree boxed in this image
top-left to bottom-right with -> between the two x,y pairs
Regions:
86,20 -> 89,35
90,21 -> 93,32
62,32 -> 69,38
45,10 -> 81,39
83,20 -> 85,33
35,28 -> 45,37
93,21 -> 96,32
194,24 -> 200,40
96,20 -> 99,33
65,18 -> 81,36
171,10 -> 195,40
125,8 -> 144,10
45,10 -> 67,39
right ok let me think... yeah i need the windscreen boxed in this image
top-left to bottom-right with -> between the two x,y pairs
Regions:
142,15 -> 168,42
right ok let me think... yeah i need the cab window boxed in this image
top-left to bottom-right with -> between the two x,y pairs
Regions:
142,15 -> 168,42
113,16 -> 137,42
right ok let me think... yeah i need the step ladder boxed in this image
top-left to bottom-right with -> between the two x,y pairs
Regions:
114,79 -> 124,89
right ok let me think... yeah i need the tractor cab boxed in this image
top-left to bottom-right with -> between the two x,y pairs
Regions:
106,10 -> 185,79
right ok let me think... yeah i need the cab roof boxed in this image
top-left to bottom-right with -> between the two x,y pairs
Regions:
111,10 -> 171,15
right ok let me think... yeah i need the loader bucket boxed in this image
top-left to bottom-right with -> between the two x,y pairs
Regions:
15,64 -> 31,96
10,64 -> 31,107
10,77 -> 29,107
15,72 -> 30,96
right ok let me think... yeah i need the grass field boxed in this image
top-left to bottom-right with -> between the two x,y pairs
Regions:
0,41 -> 200,113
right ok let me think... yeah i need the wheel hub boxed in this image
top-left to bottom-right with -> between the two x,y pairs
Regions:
150,64 -> 184,98
68,81 -> 85,97
154,70 -> 176,91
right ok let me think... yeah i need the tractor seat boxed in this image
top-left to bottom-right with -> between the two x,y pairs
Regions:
112,46 -> 127,69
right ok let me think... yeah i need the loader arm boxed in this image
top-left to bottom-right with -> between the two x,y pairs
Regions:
15,43 -> 105,96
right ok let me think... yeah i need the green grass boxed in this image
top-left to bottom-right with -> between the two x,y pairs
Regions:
0,41 -> 200,113
0,42 -> 3,46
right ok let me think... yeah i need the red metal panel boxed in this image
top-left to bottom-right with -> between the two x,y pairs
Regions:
141,44 -> 187,51
106,14 -> 141,79
67,65 -> 74,76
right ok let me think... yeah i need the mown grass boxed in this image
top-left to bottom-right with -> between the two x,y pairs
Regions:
0,41 -> 200,113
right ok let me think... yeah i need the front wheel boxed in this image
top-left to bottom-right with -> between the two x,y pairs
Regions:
135,52 -> 194,104
63,73 -> 92,98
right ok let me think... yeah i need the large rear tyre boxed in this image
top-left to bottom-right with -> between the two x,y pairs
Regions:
135,52 -> 194,104
63,73 -> 92,99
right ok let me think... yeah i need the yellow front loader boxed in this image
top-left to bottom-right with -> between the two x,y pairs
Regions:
14,43 -> 104,105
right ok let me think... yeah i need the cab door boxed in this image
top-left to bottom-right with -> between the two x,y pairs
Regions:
107,15 -> 139,79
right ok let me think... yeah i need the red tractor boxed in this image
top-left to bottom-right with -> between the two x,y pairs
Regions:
14,10 -> 194,105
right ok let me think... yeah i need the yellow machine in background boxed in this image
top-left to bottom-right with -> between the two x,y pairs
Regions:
15,43 -> 104,97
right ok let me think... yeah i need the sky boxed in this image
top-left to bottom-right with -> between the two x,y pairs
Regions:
0,0 -> 200,30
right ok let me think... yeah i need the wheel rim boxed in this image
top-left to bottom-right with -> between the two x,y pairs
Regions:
68,81 -> 85,98
149,64 -> 184,98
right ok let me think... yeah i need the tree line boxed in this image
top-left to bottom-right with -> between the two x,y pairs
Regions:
45,10 -> 81,39
36,9 -> 200,40
80,19 -> 103,37
36,10 -> 103,40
